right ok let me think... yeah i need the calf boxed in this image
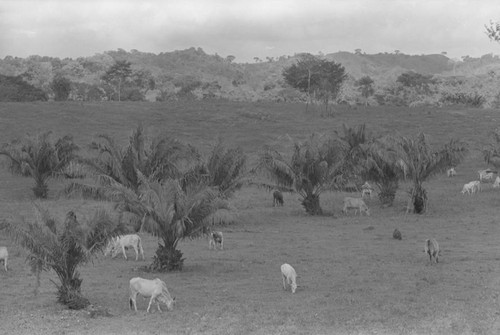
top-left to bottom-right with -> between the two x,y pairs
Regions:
342,197 -> 370,216
424,238 -> 440,264
446,167 -> 457,177
0,246 -> 7,271
361,182 -> 374,198
104,234 -> 145,261
493,176 -> 500,188
281,263 -> 297,293
208,231 -> 224,250
461,181 -> 479,195
129,277 -> 175,312
273,190 -> 284,207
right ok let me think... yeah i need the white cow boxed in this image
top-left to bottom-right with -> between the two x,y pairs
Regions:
446,167 -> 457,177
129,277 -> 175,312
342,197 -> 370,216
461,181 -> 479,195
472,180 -> 481,193
281,263 -> 297,293
104,234 -> 144,261
424,238 -> 440,264
0,246 -> 8,271
478,169 -> 497,182
208,231 -> 224,250
493,176 -> 500,188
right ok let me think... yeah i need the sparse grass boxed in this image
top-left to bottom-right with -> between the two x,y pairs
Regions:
1,101 -> 500,334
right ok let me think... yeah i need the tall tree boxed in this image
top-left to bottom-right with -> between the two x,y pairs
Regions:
102,60 -> 132,101
355,76 -> 375,106
0,131 -> 78,198
282,54 -> 347,112
0,206 -> 123,309
485,20 -> 500,42
51,75 -> 72,101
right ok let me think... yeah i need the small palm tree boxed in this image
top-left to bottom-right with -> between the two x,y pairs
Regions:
335,124 -> 371,188
362,135 -> 405,206
181,139 -> 248,198
0,131 -> 78,198
65,125 -> 198,200
396,133 -> 467,214
257,134 -> 346,215
0,205 -> 123,309
116,177 -> 228,271
483,127 -> 500,168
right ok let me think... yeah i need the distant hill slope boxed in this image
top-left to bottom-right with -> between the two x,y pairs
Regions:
2,48 -> 500,102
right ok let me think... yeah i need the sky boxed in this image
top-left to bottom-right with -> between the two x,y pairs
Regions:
1,0 -> 500,63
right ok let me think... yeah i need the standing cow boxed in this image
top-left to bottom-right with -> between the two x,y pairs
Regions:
342,197 -> 370,216
273,190 -> 284,207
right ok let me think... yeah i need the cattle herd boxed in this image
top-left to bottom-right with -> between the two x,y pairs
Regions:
1,166 -> 495,313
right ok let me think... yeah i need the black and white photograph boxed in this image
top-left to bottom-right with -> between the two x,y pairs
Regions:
1,0 -> 500,334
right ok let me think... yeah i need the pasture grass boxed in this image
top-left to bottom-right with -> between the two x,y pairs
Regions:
1,101 -> 500,334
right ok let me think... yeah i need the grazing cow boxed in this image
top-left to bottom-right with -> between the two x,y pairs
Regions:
273,190 -> 284,207
478,169 -> 497,182
0,246 -> 8,271
208,231 -> 224,250
361,181 -> 374,198
342,197 -> 370,216
493,176 -> 500,188
104,234 -> 145,261
129,277 -> 175,312
280,263 -> 297,293
446,167 -> 457,177
461,181 -> 479,195
393,229 -> 402,240
424,238 -> 440,264
472,180 -> 481,193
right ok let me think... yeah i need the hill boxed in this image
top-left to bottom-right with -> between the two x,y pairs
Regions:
1,48 -> 500,103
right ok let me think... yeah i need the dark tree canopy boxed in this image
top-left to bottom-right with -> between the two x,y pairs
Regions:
282,54 -> 347,106
51,75 -> 72,101
102,60 -> 133,101
485,20 -> 500,42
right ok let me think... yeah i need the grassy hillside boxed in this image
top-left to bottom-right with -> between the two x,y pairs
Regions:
1,101 -> 500,334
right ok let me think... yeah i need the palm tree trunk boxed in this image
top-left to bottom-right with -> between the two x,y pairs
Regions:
408,182 -> 427,214
32,176 -> 48,198
56,273 -> 89,309
301,193 -> 323,215
150,241 -> 184,272
378,180 -> 398,206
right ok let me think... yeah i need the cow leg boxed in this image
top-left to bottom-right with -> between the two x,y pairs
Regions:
139,242 -> 145,260
282,274 -> 287,290
130,293 -> 138,311
147,296 -> 155,313
4,257 -> 7,271
132,245 -> 139,261
122,246 -> 128,260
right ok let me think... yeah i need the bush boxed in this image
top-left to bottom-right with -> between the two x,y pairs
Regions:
0,74 -> 48,101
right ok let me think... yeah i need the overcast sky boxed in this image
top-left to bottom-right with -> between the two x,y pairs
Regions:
1,0 -> 500,63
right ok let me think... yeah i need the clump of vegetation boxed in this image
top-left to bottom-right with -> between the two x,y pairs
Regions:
0,131 -> 78,198
257,133 -> 347,215
0,206 -> 123,309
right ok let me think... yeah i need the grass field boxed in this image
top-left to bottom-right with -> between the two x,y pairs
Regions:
1,101 -> 500,335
